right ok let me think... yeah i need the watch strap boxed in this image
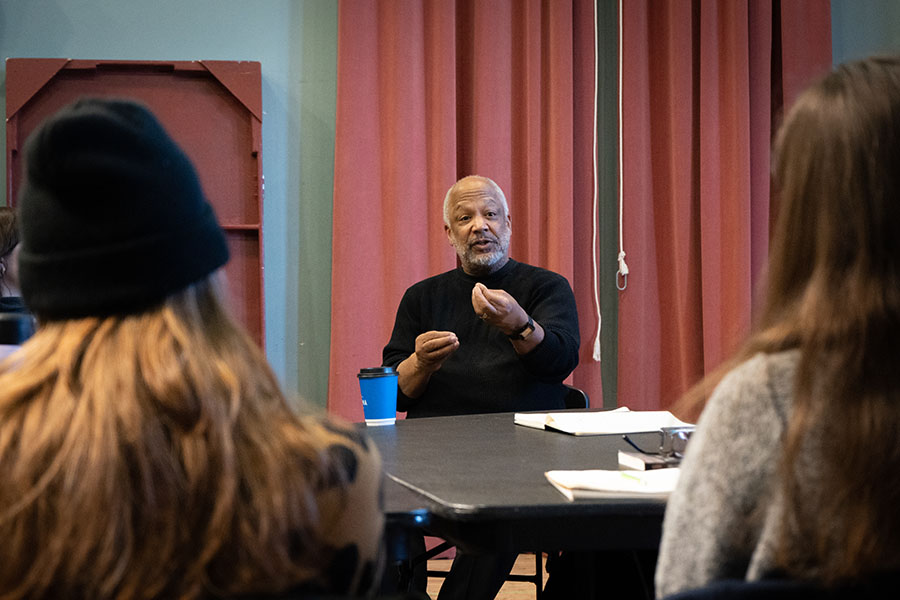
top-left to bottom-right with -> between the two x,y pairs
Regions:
507,315 -> 534,340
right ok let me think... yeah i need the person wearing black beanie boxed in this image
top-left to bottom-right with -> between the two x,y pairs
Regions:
16,97 -> 230,318
0,98 -> 390,600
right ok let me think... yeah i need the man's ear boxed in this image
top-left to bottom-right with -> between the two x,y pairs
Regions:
444,223 -> 453,245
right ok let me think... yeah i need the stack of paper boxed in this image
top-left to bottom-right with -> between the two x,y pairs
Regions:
545,468 -> 681,500
515,407 -> 691,436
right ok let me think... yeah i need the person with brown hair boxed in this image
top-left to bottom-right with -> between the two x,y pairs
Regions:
0,206 -> 25,313
0,98 -> 385,599
655,55 -> 900,597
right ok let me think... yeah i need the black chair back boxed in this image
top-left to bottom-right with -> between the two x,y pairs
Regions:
563,384 -> 589,409
0,312 -> 36,345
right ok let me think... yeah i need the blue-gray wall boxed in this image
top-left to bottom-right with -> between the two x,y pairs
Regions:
0,0 -> 338,408
832,0 -> 900,63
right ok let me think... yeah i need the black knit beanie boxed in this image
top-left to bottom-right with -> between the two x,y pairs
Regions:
17,98 -> 229,319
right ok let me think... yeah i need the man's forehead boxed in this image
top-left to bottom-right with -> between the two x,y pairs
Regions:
450,184 -> 504,211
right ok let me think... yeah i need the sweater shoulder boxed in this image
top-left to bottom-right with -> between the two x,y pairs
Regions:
506,261 -> 572,289
703,350 -> 799,434
511,260 -> 566,279
402,268 -> 459,295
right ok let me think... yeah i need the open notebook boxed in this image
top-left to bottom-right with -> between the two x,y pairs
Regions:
515,407 -> 691,436
545,468 -> 681,500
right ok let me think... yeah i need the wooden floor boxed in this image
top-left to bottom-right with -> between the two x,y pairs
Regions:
425,554 -> 548,600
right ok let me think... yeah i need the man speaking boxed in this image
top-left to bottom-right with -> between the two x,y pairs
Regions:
382,175 -> 580,599
384,174 -> 580,418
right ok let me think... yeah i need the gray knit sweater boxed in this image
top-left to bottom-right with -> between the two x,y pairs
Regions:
655,350 -> 802,598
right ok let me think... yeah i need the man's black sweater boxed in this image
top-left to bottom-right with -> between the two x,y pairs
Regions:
382,259 -> 580,417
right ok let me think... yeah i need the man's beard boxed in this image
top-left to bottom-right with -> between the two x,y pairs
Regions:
453,229 -> 511,272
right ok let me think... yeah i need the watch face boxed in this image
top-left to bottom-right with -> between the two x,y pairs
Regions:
510,316 -> 534,340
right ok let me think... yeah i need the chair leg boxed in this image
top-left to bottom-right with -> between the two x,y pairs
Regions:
501,552 -> 545,598
425,550 -> 547,597
421,541 -> 455,579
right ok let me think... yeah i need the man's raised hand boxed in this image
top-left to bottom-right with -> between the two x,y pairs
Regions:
471,282 -> 528,336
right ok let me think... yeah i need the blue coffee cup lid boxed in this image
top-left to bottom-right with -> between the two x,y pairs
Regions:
358,366 -> 397,378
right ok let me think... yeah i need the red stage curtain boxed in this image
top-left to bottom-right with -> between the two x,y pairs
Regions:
618,0 -> 832,412
329,0 -> 599,419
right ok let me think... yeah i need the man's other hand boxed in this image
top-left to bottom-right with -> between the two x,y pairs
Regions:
414,330 -> 459,373
397,331 -> 459,399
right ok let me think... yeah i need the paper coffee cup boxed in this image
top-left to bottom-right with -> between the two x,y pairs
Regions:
357,366 -> 398,426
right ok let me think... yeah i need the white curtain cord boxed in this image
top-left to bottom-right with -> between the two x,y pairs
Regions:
590,0 -> 602,362
616,0 -> 629,293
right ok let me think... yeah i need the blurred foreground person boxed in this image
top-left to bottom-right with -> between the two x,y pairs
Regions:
0,206 -> 25,314
656,56 -> 900,597
0,98 -> 384,600
0,206 -> 34,356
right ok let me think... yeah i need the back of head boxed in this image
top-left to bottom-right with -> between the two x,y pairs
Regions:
0,99 -> 381,599
768,56 -> 900,331
17,97 -> 229,319
761,57 -> 900,584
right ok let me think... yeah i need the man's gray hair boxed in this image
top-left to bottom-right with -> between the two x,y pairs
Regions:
442,175 -> 509,226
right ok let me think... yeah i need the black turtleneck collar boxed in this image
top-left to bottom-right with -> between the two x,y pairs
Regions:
455,258 -> 517,285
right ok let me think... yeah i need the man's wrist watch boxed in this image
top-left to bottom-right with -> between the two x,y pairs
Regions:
507,315 -> 535,341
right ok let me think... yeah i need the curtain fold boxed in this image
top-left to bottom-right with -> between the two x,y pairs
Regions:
618,0 -> 832,412
330,0 -> 598,420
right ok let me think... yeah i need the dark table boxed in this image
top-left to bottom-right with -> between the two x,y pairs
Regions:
369,411 -> 667,555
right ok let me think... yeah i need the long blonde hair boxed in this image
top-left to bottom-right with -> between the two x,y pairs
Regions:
0,276 -> 353,599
